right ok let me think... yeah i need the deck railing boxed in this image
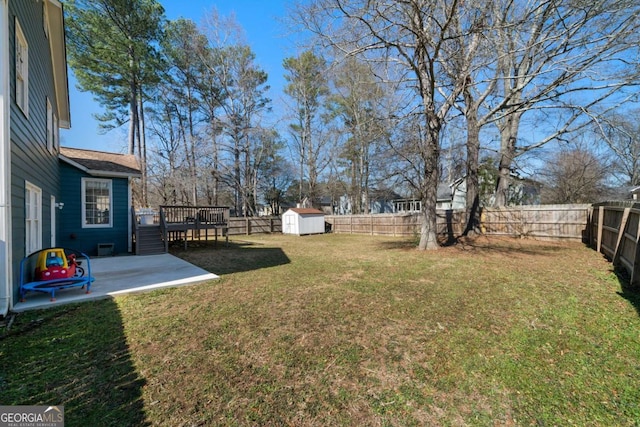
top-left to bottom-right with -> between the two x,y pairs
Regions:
159,205 -> 230,249
160,205 -> 229,227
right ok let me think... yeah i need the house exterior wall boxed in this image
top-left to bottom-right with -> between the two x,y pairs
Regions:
58,162 -> 131,256
9,0 -> 61,304
1,0 -> 12,316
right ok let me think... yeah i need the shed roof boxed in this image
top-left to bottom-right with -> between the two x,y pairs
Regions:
59,147 -> 141,178
288,208 -> 324,215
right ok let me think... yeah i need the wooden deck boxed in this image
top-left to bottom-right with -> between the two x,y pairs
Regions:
132,206 -> 230,253
160,206 -> 230,250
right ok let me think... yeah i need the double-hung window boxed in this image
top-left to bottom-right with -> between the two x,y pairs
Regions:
25,182 -> 42,255
82,178 -> 112,227
15,18 -> 28,115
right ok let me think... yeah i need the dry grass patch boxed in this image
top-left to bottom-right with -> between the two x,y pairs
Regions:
2,234 -> 640,426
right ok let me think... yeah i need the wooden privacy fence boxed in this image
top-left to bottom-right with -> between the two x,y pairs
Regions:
325,211 -> 465,237
590,201 -> 640,288
481,204 -> 590,240
163,205 -> 590,242
227,217 -> 282,235
326,204 -> 590,241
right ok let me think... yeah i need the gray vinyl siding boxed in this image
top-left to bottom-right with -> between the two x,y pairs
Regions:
9,0 -> 62,303
58,162 -> 131,256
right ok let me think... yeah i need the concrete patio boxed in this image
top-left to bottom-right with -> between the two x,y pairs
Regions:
12,253 -> 219,312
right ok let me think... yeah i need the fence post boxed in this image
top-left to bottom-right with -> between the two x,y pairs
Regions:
596,206 -> 604,253
631,215 -> 640,290
613,208 -> 631,266
393,215 -> 396,237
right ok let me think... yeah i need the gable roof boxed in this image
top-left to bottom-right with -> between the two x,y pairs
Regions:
289,208 -> 324,215
59,147 -> 141,178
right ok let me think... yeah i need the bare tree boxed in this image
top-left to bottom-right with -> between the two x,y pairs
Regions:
199,11 -> 271,216
158,18 -> 211,205
596,110 -> 640,186
486,0 -> 640,206
330,57 -> 388,214
295,0 -> 477,249
283,51 -> 330,207
539,146 -> 609,204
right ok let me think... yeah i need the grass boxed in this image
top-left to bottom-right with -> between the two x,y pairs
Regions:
2,233 -> 640,426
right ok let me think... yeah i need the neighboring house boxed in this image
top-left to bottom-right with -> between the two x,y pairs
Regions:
58,147 -> 141,256
480,173 -> 541,206
334,190 -> 402,215
393,179 -> 468,214
1,0 -> 71,315
436,178 -> 467,210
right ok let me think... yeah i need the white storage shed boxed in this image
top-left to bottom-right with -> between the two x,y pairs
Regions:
282,208 -> 325,235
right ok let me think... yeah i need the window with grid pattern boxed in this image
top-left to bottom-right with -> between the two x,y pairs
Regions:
82,178 -> 112,227
15,18 -> 28,116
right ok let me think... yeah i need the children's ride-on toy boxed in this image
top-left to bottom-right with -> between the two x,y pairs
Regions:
35,248 -> 85,280
20,248 -> 94,302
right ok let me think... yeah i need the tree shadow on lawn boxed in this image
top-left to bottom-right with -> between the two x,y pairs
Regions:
0,299 -> 149,427
613,267 -> 640,318
171,239 -> 291,275
377,234 -> 571,256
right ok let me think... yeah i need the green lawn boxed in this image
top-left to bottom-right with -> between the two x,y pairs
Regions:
2,234 -> 640,426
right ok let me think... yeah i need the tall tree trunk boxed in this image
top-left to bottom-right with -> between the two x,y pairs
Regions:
187,88 -> 197,205
463,82 -> 480,235
299,135 -> 305,203
419,122 -> 440,250
138,90 -> 148,207
494,111 -> 521,207
128,45 -> 137,156
211,117 -> 219,205
234,130 -> 241,216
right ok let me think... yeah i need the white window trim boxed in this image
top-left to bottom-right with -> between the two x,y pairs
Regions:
25,181 -> 42,255
43,0 -> 49,39
82,178 -> 113,228
53,113 -> 59,152
15,18 -> 28,117
46,97 -> 53,152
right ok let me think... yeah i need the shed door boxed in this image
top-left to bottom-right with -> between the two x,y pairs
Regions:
285,213 -> 296,234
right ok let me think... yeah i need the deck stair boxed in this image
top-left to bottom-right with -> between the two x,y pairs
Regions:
135,225 -> 165,255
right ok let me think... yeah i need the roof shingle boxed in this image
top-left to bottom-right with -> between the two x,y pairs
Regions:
60,147 -> 141,177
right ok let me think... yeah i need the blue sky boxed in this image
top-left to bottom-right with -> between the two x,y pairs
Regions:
60,0 -> 292,152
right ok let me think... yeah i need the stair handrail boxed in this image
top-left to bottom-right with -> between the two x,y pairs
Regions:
131,206 -> 140,255
159,206 -> 168,253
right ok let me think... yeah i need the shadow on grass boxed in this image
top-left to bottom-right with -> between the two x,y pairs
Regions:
613,267 -> 640,318
0,300 -> 148,426
376,234 -> 570,256
171,239 -> 291,275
